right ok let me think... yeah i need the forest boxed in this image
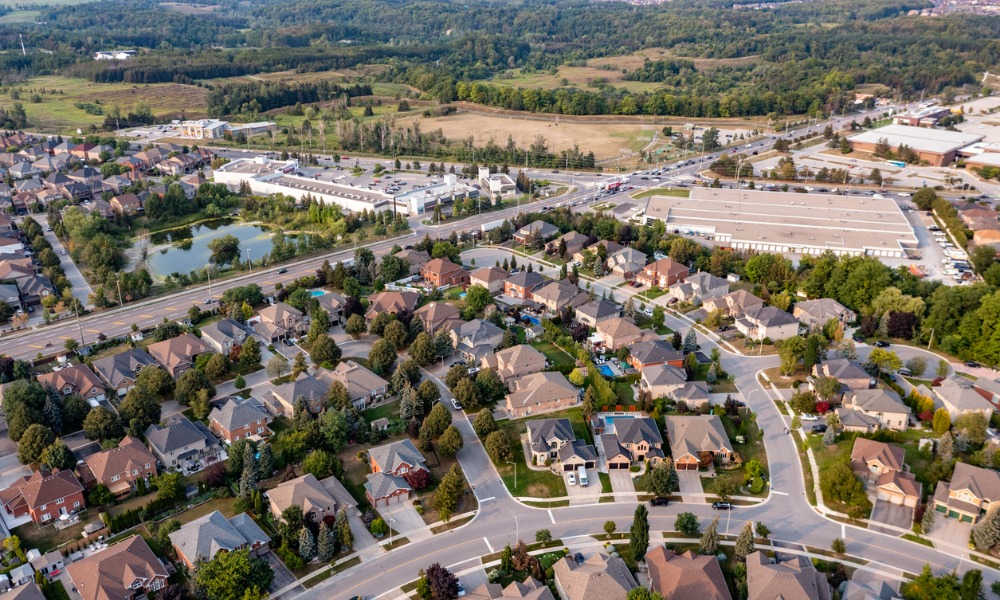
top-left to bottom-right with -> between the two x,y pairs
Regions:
0,0 -> 997,119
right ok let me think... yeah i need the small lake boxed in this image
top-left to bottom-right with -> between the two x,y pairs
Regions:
147,220 -> 274,276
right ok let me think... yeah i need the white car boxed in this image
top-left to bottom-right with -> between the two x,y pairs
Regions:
567,472 -> 577,486
451,399 -> 462,410
800,413 -> 819,422
897,192 -> 911,197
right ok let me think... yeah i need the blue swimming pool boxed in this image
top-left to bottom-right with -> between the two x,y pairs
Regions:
604,415 -> 634,427
522,315 -> 541,326
310,290 -> 326,297
597,365 -> 615,377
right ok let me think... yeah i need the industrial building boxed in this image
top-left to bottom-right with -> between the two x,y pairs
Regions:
214,157 -> 476,215
848,124 -> 983,166
175,119 -> 277,140
891,105 -> 954,128
643,188 -> 917,258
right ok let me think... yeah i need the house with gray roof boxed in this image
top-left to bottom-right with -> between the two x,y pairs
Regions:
450,319 -> 504,363
553,552 -> 636,600
503,271 -> 546,301
266,371 -> 330,417
627,339 -> 683,371
200,318 -> 249,355
840,388 -> 910,431
668,271 -> 729,305
209,397 -> 270,444
546,231 -> 589,258
268,473 -> 337,523
527,419 -> 576,464
746,552 -> 830,600
364,472 -> 412,507
972,377 -> 1000,411
145,416 -> 223,470
596,417 -> 665,467
169,511 -> 269,569
91,348 -> 158,396
531,280 -> 587,312
368,439 -> 427,478
574,299 -> 620,328
735,305 -> 800,341
665,415 -> 731,470
324,360 -> 390,409
513,220 -> 560,244
812,359 -> 874,392
793,298 -> 857,330
932,378 -> 994,419
933,461 -> 1000,524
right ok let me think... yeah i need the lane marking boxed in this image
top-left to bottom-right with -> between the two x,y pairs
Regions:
140,314 -> 153,318
87,329 -> 101,334
112,321 -> 125,325
771,490 -> 788,496
483,537 -> 493,553
842,523 -> 846,539
548,509 -> 555,524
478,496 -> 495,503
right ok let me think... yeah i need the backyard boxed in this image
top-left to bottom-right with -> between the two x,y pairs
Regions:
531,341 -> 577,372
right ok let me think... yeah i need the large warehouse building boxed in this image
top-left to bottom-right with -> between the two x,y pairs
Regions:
643,188 -> 918,258
848,124 -> 983,166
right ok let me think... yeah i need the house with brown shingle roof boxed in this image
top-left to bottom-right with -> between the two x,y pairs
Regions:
505,371 -> 579,418
593,317 -> 643,351
645,547 -> 732,600
933,462 -> 1000,524
67,536 -> 168,600
394,249 -> 430,275
470,266 -> 507,294
147,333 -> 209,377
420,257 -> 469,288
37,363 -> 106,403
850,438 -> 904,482
365,291 -> 419,322
546,231 -> 589,258
746,551 -> 831,600
209,397 -> 271,444
636,257 -> 687,288
326,360 -> 389,409
77,436 -> 157,498
0,469 -> 85,525
665,415 -> 732,470
482,344 -> 546,384
552,552 -> 636,600
702,289 -> 764,318
110,193 -> 143,216
256,302 -> 309,342
531,280 -> 587,312
414,301 -> 462,334
464,577 -> 555,600
268,473 -> 337,523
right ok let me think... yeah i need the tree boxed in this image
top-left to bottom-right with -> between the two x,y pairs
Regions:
535,529 -> 552,542
437,425 -> 464,457
629,504 -> 650,560
932,408 -> 951,436
302,449 -> 337,478
298,527 -> 316,560
234,374 -> 246,390
453,378 -> 480,411
700,516 -> 720,554
582,387 -> 596,418
778,336 -> 807,375
266,354 -> 289,378
485,431 -> 513,463
345,314 -> 366,338
936,359 -> 950,378
291,352 -> 309,378
473,409 -> 498,438
307,308 -> 331,344
194,549 -> 274,600
973,503 -> 1000,551
434,464 -> 465,522
204,353 -> 229,379
626,589 -> 663,600
83,406 -> 123,441
683,329 -> 698,353
714,475 -> 740,502
175,368 -> 215,406
821,459 -> 869,508
674,512 -> 700,535
646,459 -> 679,498
960,570 -> 983,600
368,339 -> 397,376
425,563 -> 459,600
40,439 -> 75,470
136,366 -> 174,396
831,538 -> 846,554
384,320 -> 410,351
239,340 -> 262,368
17,424 -> 54,464
867,347 -> 902,375
902,564 -> 962,600
317,522 -> 335,562
208,234 -> 241,266
465,285 -> 492,312
336,506 -> 353,549
814,376 -> 841,402
734,521 -> 755,560
604,521 -> 616,535
410,332 -> 436,366
310,335 -> 342,365
423,403 -> 453,439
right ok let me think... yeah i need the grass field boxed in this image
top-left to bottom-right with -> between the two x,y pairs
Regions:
1,75 -> 208,133
0,0 -> 91,22
631,188 -> 691,200
395,110 -> 658,160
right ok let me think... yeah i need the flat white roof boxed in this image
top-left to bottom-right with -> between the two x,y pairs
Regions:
966,153 -> 1000,168
849,124 -> 984,155
644,188 -> 917,255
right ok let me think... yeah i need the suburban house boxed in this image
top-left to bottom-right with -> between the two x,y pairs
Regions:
91,348 -> 159,397
463,577 -> 554,600
110,193 -> 143,215
606,248 -> 648,279
850,438 -> 904,482
734,305 -> 800,341
608,417 -> 664,465
364,471 -> 413,507
513,220 -> 560,245
268,473 -> 337,523
664,415 -> 733,470
933,462 -> 1000,523
668,271 -> 729,305
504,271 -> 545,300
526,419 -> 596,471
572,240 -> 622,265
745,552 -> 831,600
636,257 -> 687,288
470,266 -> 507,294
876,469 -> 922,508
170,511 -> 269,569
793,298 -> 857,330
67,536 -> 168,600
552,552 -> 637,600
316,292 -> 347,325
702,289 -> 764,318
972,377 -> 1000,411
395,249 -> 430,275
505,371 -> 579,418
414,301 -> 462,334
147,333 -> 210,377
36,363 -> 106,404
200,318 -> 249,354
0,469 -> 85,525
574,299 -> 620,328
365,291 -> 419,321
369,438 -> 428,477
645,547 -> 732,600
328,360 -> 390,409
144,416 -> 223,470
531,280 -> 587,312
256,302 -> 309,342
209,397 -> 271,444
77,436 -> 157,498
812,359 -> 874,392
266,371 -> 330,417
836,389 -> 910,432
932,378 -> 994,419
450,319 -> 504,363
640,364 -> 690,399
483,344 -> 547,384
593,317 -> 643,351
421,257 -> 470,288
6,583 -> 45,600
547,231 -> 589,258
626,339 -> 683,371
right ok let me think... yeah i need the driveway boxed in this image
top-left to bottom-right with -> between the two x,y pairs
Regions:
319,476 -> 378,551
379,499 -> 428,541
562,467 -> 600,505
927,515 -> 974,551
868,499 -> 912,536
677,471 -> 704,498
607,469 -> 635,497
261,551 -> 300,595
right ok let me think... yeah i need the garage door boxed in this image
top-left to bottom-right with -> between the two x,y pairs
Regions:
609,463 -> 627,470
678,463 -> 697,471
585,460 -> 596,468
961,514 -> 974,523
564,464 -> 575,472
948,510 -> 960,519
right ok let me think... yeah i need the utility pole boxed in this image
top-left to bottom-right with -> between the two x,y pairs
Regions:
246,248 -> 253,272
74,306 -> 85,350
115,272 -> 124,307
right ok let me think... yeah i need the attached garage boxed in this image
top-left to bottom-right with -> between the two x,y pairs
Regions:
876,471 -> 921,508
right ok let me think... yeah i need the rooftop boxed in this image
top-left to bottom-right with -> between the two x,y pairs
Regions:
849,124 -> 983,154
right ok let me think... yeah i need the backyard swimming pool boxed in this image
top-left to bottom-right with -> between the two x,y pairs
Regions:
310,290 -> 326,297
522,315 -> 541,326
602,414 -> 635,432
597,365 -> 615,377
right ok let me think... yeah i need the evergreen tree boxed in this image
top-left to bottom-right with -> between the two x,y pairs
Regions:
257,445 -> 274,479
291,352 -> 308,378
336,507 -> 353,549
629,504 -> 649,560
317,522 -> 335,562
700,517 -> 720,554
624,298 -> 636,319
973,503 -> 1000,551
735,521 -> 756,560
683,329 -> 698,353
298,527 -> 316,560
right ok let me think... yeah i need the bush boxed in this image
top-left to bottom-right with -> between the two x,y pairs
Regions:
831,538 -> 846,554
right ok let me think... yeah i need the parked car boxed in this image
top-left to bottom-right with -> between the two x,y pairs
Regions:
811,424 -> 828,433
282,338 -> 295,346
965,361 -> 980,368
567,472 -> 576,486
650,497 -> 670,507
718,325 -> 730,332
873,340 -> 890,348
712,502 -> 732,510
800,413 -> 818,422
451,399 -> 462,410
574,552 -> 585,564
852,333 -> 864,342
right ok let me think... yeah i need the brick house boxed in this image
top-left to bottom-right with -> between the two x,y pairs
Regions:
420,257 -> 469,288
76,436 -> 157,498
208,397 -> 271,444
0,469 -> 86,525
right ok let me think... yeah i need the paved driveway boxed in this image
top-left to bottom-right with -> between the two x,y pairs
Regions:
869,499 -> 912,536
927,515 -> 973,550
262,551 -> 300,595
379,499 -> 428,541
562,467 -> 600,505
607,469 -> 635,497
677,471 -> 704,498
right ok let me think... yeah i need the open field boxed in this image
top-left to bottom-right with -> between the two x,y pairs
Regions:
396,110 -> 658,160
0,0 -> 93,22
2,75 -> 208,133
201,66 -> 394,87
160,1 -> 221,15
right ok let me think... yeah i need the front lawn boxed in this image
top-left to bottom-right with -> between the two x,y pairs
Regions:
497,419 -> 569,498
762,366 -> 809,388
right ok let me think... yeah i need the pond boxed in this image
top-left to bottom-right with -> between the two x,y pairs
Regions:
147,220 -> 274,276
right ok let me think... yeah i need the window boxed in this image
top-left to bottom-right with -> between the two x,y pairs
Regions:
40,504 -> 47,511
234,435 -> 240,441
145,463 -> 150,469
41,513 -> 51,521
132,470 -> 138,475
56,498 -> 64,504
73,501 -> 80,508
111,475 -> 120,482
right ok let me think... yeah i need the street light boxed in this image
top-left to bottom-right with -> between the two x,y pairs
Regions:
245,248 -> 253,272
115,272 -> 124,307
388,517 -> 396,545
506,460 -> 517,490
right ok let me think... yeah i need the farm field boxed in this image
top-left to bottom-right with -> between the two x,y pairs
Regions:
0,0 -> 94,22
396,110 -> 658,160
2,75 -> 208,132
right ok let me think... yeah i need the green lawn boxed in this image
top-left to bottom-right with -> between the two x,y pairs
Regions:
497,420 -> 569,498
531,341 -> 576,370
12,518 -> 89,553
362,400 -> 400,423
615,381 -> 636,406
170,496 -> 238,525
631,188 -> 691,200
42,580 -> 72,600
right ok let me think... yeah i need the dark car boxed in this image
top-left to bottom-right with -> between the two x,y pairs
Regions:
574,552 -> 585,564
852,333 -> 864,342
282,338 -> 295,346
650,497 -> 670,507
712,502 -> 732,510
718,325 -> 730,332
965,361 -> 980,368
874,340 -> 890,348
812,424 -> 828,433
277,268 -> 288,274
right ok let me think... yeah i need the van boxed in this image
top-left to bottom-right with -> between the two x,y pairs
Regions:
577,466 -> 588,488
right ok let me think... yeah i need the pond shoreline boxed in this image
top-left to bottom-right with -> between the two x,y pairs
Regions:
128,218 -> 274,280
